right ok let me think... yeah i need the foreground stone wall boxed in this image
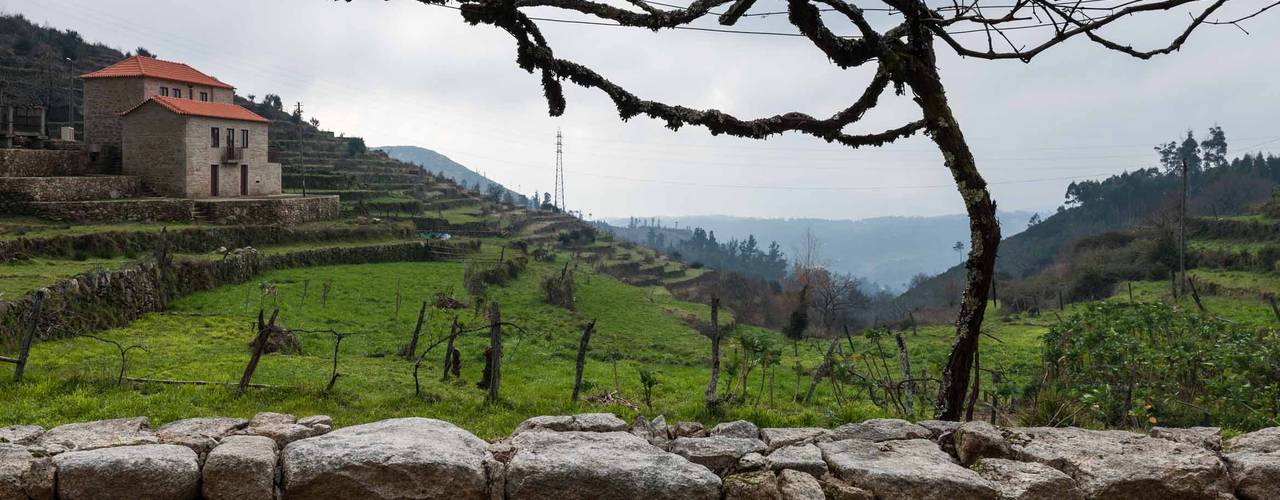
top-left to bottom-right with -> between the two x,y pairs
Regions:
196,195 -> 340,225
0,149 -> 92,177
1,413 -> 1276,500
0,176 -> 140,202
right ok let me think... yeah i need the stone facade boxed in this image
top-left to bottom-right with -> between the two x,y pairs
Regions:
183,116 -> 274,198
0,149 -> 91,177
118,104 -> 187,196
83,75 -> 233,152
1,415 -> 1276,500
196,195 -> 339,225
82,76 -> 144,152
0,176 -> 140,202
121,104 -> 277,198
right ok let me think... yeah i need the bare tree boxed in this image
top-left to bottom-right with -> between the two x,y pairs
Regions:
371,0 -> 1271,420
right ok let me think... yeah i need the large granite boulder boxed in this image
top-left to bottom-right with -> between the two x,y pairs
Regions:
722,470 -> 780,500
712,420 -> 761,439
973,458 -> 1084,500
759,428 -> 829,453
953,421 -> 1011,465
828,419 -> 930,443
574,413 -> 628,432
1225,427 -> 1280,500
156,417 -> 248,457
1150,426 -> 1223,452
630,415 -> 671,449
819,438 -> 997,500
670,436 -> 768,473
52,444 -> 199,500
239,412 -> 327,447
36,417 -> 157,454
515,415 -> 576,434
0,444 -> 53,500
1008,427 -> 1233,499
505,430 -> 720,500
203,435 -> 278,500
0,426 -> 43,446
767,443 -> 827,477
776,470 -> 825,500
282,418 -> 490,500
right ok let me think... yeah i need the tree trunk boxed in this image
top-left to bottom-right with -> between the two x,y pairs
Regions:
442,317 -> 460,381
239,308 -> 279,393
896,39 -> 1002,421
572,320 -> 597,402
12,291 -> 43,382
704,297 -> 721,409
404,301 -> 428,360
485,302 -> 503,403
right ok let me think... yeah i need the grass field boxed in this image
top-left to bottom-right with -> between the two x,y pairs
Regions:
1,255 -> 1048,438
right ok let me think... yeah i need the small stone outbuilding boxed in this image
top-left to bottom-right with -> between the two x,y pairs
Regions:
120,96 -> 280,198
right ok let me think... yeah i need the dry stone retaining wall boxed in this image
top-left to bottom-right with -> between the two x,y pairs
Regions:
1,414 -> 1276,499
0,175 -> 140,202
0,149 -> 92,177
195,195 -> 340,225
24,199 -> 195,224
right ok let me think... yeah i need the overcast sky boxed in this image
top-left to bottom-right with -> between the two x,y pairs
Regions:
6,0 -> 1277,220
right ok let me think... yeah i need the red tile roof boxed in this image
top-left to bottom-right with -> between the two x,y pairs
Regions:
122,96 -> 270,123
81,55 -> 234,89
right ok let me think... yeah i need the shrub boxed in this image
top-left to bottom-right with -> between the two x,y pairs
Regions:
542,263 -> 576,310
1037,302 -> 1280,429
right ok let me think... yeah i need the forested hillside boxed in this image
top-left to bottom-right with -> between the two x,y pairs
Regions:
901,127 -> 1280,315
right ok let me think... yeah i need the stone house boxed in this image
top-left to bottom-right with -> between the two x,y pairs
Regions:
120,96 -> 279,198
80,55 -> 283,199
81,55 -> 236,154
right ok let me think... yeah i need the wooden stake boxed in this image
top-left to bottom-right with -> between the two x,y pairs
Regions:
403,301 -> 428,360
1187,275 -> 1208,313
441,317 -> 461,381
239,308 -> 279,393
895,332 -> 913,415
571,320 -> 597,402
704,297 -> 721,410
11,291 -> 43,382
1128,282 -> 1134,303
486,302 -> 502,403
1267,295 -> 1280,323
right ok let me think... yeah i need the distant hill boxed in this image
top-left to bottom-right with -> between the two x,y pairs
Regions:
605,211 -> 1037,290
377,145 -> 526,204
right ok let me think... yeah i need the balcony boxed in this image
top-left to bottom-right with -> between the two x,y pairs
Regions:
221,147 -> 244,164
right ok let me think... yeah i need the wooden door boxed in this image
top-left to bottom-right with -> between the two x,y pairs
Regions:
240,165 -> 248,196
210,165 -> 219,197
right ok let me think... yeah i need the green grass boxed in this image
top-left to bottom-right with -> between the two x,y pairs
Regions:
0,257 -> 132,298
0,217 -> 194,241
0,256 -> 1046,439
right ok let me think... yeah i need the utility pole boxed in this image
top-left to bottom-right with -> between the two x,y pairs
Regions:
553,129 -> 566,212
1179,158 -> 1188,296
65,57 -> 75,139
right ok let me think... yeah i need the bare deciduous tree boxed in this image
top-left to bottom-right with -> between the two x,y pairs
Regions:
366,0 -> 1271,420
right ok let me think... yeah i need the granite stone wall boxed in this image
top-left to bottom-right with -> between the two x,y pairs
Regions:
0,175 -> 140,202
0,149 -> 92,177
1,414 -> 1277,500
195,195 -> 339,225
26,199 -> 194,223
